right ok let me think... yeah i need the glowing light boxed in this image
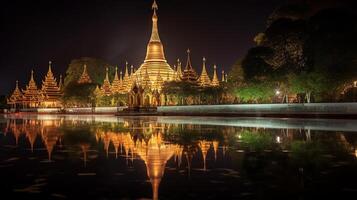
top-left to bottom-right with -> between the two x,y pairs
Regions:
275,90 -> 281,95
276,136 -> 281,143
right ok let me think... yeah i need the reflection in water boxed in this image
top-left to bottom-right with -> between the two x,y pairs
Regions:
1,115 -> 357,199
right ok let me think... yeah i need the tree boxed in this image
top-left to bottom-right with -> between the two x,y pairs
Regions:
64,57 -> 114,87
62,82 -> 96,107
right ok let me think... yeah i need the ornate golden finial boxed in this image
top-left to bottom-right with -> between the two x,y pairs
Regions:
152,0 -> 158,10
31,70 -> 34,80
16,80 -> 19,88
222,69 -> 225,82
187,49 -> 190,54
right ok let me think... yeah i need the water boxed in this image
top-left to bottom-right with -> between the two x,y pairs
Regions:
1,114 -> 357,199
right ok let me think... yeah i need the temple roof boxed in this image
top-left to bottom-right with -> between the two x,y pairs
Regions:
181,49 -> 198,83
78,64 -> 92,84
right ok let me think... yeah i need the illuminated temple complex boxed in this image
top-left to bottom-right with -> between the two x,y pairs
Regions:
7,0 -> 227,108
91,0 -> 227,108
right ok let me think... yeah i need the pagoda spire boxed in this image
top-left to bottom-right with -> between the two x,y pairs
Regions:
181,49 -> 198,82
58,75 -> 63,90
78,64 -> 92,84
101,67 -> 112,96
123,61 -> 131,92
144,0 -> 166,61
111,66 -> 121,94
211,65 -> 220,87
150,0 -> 160,42
185,49 -> 192,71
221,69 -> 225,82
48,61 -> 53,75
198,57 -> 211,87
175,59 -> 183,80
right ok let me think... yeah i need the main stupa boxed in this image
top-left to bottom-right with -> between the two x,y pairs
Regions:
135,0 -> 175,83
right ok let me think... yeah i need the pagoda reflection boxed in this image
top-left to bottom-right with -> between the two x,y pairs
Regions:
3,116 -> 351,200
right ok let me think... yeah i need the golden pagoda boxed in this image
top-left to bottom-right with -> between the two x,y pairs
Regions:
122,62 -> 131,92
93,85 -> 104,97
78,64 -> 92,84
212,140 -> 219,161
7,80 -> 23,108
41,61 -> 62,107
22,70 -> 42,108
198,57 -> 212,87
134,0 -> 175,87
211,65 -> 220,87
221,69 -> 225,82
199,140 -> 211,171
175,59 -> 183,81
181,49 -> 198,83
111,66 -> 122,94
58,74 -> 64,91
136,133 -> 177,200
100,68 -> 112,96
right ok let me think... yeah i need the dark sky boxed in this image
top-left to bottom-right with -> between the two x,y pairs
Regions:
0,0 -> 287,94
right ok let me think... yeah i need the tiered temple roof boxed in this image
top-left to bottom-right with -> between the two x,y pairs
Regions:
41,61 -> 62,106
111,66 -> 123,94
78,64 -> 92,84
7,81 -> 23,106
181,49 -> 198,83
22,70 -> 42,107
101,68 -> 112,96
198,57 -> 211,87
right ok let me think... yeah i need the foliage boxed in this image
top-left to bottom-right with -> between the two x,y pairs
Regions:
95,93 -> 127,107
64,57 -> 114,87
229,4 -> 357,103
234,81 -> 275,103
162,81 -> 225,105
62,82 -> 97,107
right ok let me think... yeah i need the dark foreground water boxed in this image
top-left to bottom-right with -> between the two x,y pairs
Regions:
1,114 -> 357,200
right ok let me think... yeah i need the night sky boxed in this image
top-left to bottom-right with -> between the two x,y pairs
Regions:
0,0 -> 287,94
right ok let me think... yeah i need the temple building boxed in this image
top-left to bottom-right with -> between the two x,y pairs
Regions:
92,0 -> 227,108
7,61 -> 63,108
41,61 -> 63,107
22,70 -> 43,108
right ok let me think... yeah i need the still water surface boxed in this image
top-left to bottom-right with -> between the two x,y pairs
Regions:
1,114 -> 357,199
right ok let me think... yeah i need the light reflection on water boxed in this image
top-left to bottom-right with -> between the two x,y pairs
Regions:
0,114 -> 357,199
